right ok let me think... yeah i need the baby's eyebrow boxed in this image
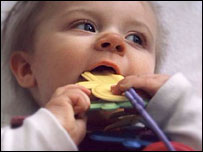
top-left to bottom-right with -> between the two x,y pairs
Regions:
60,8 -> 99,20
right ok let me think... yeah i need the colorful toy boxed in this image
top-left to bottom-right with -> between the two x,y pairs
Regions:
77,71 -> 194,151
89,124 -> 158,149
77,71 -> 127,102
90,100 -> 133,110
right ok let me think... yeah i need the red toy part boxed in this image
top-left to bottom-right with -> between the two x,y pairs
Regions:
142,141 -> 195,151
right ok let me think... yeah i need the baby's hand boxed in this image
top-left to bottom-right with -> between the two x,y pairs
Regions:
45,84 -> 91,145
111,74 -> 170,98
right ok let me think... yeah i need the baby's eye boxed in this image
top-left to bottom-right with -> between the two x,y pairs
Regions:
125,34 -> 143,46
75,22 -> 96,33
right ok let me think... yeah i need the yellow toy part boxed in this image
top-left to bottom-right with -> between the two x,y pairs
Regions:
77,71 -> 128,102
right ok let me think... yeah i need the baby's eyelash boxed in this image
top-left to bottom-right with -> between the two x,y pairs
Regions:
69,19 -> 97,30
125,31 -> 148,48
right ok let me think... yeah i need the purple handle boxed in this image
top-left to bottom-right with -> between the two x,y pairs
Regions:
125,88 -> 175,151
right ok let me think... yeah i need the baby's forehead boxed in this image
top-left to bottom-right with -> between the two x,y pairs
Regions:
43,1 -> 154,19
46,1 -> 147,9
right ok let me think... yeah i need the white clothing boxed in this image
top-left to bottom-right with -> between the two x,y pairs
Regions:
1,109 -> 78,151
147,73 -> 202,150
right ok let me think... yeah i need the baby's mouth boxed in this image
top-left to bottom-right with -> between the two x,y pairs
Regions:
87,61 -> 121,75
77,65 -> 117,84
77,61 -> 121,83
89,65 -> 117,74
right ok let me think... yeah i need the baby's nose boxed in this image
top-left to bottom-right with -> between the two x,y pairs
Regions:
94,33 -> 126,56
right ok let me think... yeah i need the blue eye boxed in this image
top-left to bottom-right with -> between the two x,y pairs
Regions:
126,34 -> 143,46
75,22 -> 96,33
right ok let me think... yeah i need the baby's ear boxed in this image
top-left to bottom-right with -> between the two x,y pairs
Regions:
10,51 -> 36,88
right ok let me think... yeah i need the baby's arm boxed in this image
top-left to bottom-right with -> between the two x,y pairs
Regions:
1,84 -> 91,151
112,73 -> 202,150
146,73 -> 202,150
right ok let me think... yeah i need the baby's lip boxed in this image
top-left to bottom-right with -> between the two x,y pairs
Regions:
87,60 -> 121,75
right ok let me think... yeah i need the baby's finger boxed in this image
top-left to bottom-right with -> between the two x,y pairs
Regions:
112,74 -> 169,96
65,89 -> 91,115
55,84 -> 91,97
70,84 -> 91,96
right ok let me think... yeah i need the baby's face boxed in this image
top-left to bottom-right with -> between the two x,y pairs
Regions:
31,1 -> 157,105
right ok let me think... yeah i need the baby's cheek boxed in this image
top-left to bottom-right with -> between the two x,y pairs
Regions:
127,52 -> 155,75
139,57 -> 155,73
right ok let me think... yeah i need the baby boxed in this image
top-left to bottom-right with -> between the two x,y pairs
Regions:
1,1 -> 202,151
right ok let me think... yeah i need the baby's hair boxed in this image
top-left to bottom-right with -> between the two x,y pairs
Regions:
2,2 -> 46,64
